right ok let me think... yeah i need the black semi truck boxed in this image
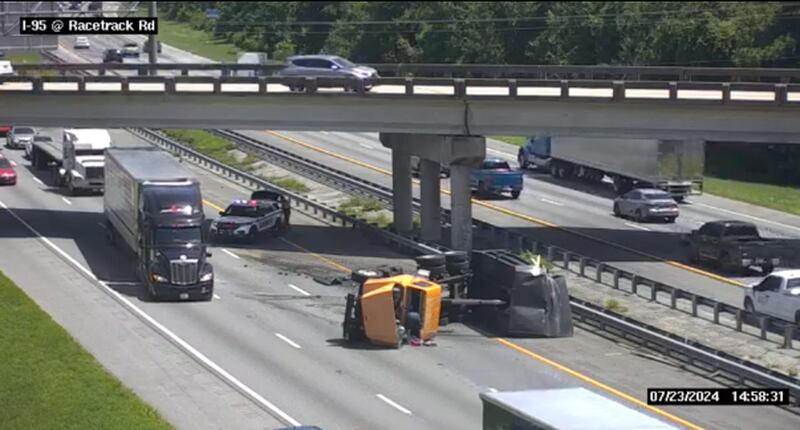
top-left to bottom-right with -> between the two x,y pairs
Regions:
104,147 -> 214,301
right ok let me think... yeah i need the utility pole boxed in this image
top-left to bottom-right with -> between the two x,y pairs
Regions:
147,1 -> 157,75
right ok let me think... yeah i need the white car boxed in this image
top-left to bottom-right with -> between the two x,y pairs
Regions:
744,270 -> 800,324
0,60 -> 13,76
74,36 -> 90,49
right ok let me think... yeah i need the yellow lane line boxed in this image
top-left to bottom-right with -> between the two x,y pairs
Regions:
265,130 -> 745,288
495,338 -> 704,430
207,194 -> 699,428
203,199 -> 351,274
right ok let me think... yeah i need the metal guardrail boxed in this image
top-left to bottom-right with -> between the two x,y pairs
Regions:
1,74 -> 799,107
134,126 -> 800,407
213,130 -> 800,351
13,62 -> 800,83
44,49 -> 800,403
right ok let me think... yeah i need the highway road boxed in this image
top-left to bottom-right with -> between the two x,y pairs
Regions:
2,126 -> 798,430
49,32 -> 800,311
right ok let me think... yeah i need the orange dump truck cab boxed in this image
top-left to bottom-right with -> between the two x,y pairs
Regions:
343,274 -> 441,348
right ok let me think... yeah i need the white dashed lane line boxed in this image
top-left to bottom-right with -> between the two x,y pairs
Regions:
540,198 -> 564,207
274,333 -> 302,349
288,284 -> 311,297
32,176 -> 44,185
61,197 -> 72,205
222,248 -> 240,259
625,222 -> 651,231
376,394 -> 413,415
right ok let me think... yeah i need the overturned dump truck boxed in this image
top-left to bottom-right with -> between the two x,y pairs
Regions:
342,250 -> 574,348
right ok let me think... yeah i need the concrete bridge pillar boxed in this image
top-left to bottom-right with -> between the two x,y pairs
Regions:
380,133 -> 486,251
389,146 -> 413,234
419,158 -> 441,241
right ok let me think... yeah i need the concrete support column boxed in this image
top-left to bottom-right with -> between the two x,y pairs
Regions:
450,162 -> 474,252
391,147 -> 413,234
419,159 -> 441,241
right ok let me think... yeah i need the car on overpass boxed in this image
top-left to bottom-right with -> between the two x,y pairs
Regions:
6,126 -> 37,150
0,155 -> 17,186
276,55 -> 379,91
745,270 -> 800,324
612,188 -> 679,223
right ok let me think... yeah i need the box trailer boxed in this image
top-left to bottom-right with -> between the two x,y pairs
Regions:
30,128 -> 111,194
104,147 -> 214,301
518,136 -> 704,201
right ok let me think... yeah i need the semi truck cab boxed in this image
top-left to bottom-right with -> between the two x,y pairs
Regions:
60,128 -> 111,194
138,182 -> 214,301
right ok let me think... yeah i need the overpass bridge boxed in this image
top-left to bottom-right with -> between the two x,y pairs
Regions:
3,65 -> 800,251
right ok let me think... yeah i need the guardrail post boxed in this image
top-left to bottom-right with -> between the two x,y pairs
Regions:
77,77 -> 86,92
650,282 -> 658,302
515,235 -> 524,253
612,269 -> 620,289
711,302 -> 723,324
164,77 -> 176,94
775,84 -> 788,105
181,69 -> 189,77
120,77 -> 129,92
405,78 -> 414,95
305,77 -> 318,94
579,258 -> 587,277
691,295 -> 698,317
454,78 -> 466,97
258,77 -> 267,94
721,83 -> 731,103
783,326 -> 794,349
612,81 -> 624,101
31,77 -> 42,93
595,263 -> 603,282
736,310 -> 744,331
759,317 -> 769,340
508,79 -> 517,97
562,251 -> 570,269
547,246 -> 554,263
560,80 -> 569,98
630,275 -> 639,295
669,82 -> 678,100
670,289 -> 679,309
213,79 -> 222,94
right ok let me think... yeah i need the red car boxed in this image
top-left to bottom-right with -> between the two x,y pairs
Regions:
0,155 -> 17,185
0,125 -> 11,136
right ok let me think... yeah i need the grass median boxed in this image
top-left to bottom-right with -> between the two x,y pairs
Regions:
0,271 -> 172,430
703,177 -> 800,216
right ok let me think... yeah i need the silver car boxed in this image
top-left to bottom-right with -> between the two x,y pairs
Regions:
613,188 -> 679,223
276,55 -> 379,91
7,126 -> 36,149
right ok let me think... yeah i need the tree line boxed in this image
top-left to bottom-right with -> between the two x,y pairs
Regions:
160,1 -> 800,66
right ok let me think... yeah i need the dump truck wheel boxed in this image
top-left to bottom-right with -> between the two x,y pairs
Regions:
343,293 -> 357,342
351,268 -> 382,284
416,254 -> 446,267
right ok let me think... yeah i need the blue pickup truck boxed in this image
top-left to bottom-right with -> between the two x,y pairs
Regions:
471,158 -> 523,199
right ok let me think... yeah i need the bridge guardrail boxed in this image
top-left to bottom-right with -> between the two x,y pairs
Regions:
13,61 -> 800,82
2,74 -> 799,106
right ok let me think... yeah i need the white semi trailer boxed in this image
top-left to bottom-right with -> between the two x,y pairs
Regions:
30,128 -> 112,194
518,136 -> 705,202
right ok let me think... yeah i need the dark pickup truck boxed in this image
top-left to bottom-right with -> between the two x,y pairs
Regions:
686,220 -> 790,274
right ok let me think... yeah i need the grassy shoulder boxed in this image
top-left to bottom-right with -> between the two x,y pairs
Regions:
155,19 -> 239,62
5,51 -> 43,64
162,129 -> 310,194
0,271 -> 172,430
703,177 -> 800,216
490,136 -> 526,147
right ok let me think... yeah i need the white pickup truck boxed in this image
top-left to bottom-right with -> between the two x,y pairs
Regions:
744,270 -> 800,325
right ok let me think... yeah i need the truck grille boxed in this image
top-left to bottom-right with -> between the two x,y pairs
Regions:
170,259 -> 199,285
85,167 -> 104,180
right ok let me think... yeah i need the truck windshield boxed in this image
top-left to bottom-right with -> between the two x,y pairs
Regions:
146,186 -> 201,215
225,205 -> 259,217
75,149 -> 106,156
154,227 -> 202,245
724,225 -> 759,237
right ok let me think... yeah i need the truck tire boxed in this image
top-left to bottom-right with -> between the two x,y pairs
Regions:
416,254 -> 446,267
511,190 -> 521,199
247,226 -> 258,244
518,151 -> 527,169
613,203 -> 621,217
478,181 -> 489,197
444,251 -> 468,264
351,268 -> 383,284
635,209 -> 645,223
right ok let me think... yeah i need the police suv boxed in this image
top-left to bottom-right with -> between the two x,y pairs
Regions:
210,198 -> 286,243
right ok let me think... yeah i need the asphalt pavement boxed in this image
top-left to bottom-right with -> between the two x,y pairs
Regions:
3,124 -> 800,429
